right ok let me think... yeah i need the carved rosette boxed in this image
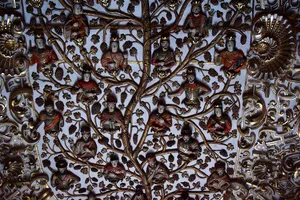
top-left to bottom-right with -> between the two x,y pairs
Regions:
248,14 -> 296,79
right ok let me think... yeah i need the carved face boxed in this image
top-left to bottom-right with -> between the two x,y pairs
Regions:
58,167 -> 66,173
216,168 -> 224,176
100,0 -> 111,7
215,107 -> 222,117
108,102 -> 115,112
161,40 -> 169,51
35,38 -> 45,49
111,41 -> 119,53
183,135 -> 190,142
82,132 -> 90,142
158,105 -> 165,114
73,4 -> 83,15
45,105 -> 54,115
111,160 -> 118,167
147,158 -> 156,167
187,74 -> 195,83
83,73 -> 91,82
192,5 -> 201,15
226,40 -> 235,52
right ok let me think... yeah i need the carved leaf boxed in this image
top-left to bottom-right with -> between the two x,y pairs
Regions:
56,101 -> 64,111
127,161 -> 134,168
138,155 -> 145,162
208,68 -> 218,77
91,102 -> 101,115
176,38 -> 183,48
74,165 -> 82,170
35,97 -> 44,107
127,3 -> 135,13
168,154 -> 174,162
53,26 -> 62,35
167,140 -> 175,147
166,11 -> 172,21
172,97 -> 180,105
226,11 -> 233,21
220,149 -> 228,157
100,42 -> 108,53
160,17 -> 167,25
235,16 -> 243,26
121,91 -> 127,104
240,34 -> 247,45
211,0 -> 219,5
69,125 -> 77,135
212,27 -> 218,36
204,52 -> 212,62
98,136 -> 109,145
133,133 -> 138,144
55,67 -> 63,80
123,41 -> 133,49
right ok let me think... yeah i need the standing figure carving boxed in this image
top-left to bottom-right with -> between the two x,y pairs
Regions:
32,99 -> 64,137
169,66 -> 211,109
151,35 -> 176,78
207,99 -> 232,140
206,160 -> 231,192
100,93 -> 125,133
183,0 -> 207,43
69,125 -> 97,161
177,123 -> 201,161
148,98 -> 172,135
215,32 -> 246,76
72,63 -> 100,104
101,32 -> 128,75
146,152 -> 170,184
51,156 -> 80,191
103,154 -> 126,183
27,30 -> 58,73
64,0 -> 89,46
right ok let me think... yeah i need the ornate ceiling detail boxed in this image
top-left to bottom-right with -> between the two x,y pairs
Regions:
0,0 -> 300,199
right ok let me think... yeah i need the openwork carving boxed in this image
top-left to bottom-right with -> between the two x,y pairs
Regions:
0,0 -> 299,199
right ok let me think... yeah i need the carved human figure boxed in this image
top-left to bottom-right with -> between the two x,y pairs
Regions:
132,187 -> 147,200
33,99 -> 63,136
206,160 -> 231,192
215,32 -> 246,75
100,93 -> 125,133
72,64 -> 100,104
69,125 -> 97,161
64,0 -> 89,45
169,66 -> 211,109
27,30 -> 58,73
51,157 -> 80,191
177,123 -> 201,161
148,98 -> 172,134
101,34 -> 127,75
183,0 -> 207,43
146,152 -> 170,184
223,180 -> 248,200
103,154 -> 126,183
207,99 -> 232,140
151,35 -> 176,78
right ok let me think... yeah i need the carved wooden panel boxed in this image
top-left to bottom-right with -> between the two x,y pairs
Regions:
0,0 -> 299,199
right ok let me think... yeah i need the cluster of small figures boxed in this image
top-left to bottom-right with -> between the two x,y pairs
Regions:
27,0 -> 247,79
49,153 -> 247,199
